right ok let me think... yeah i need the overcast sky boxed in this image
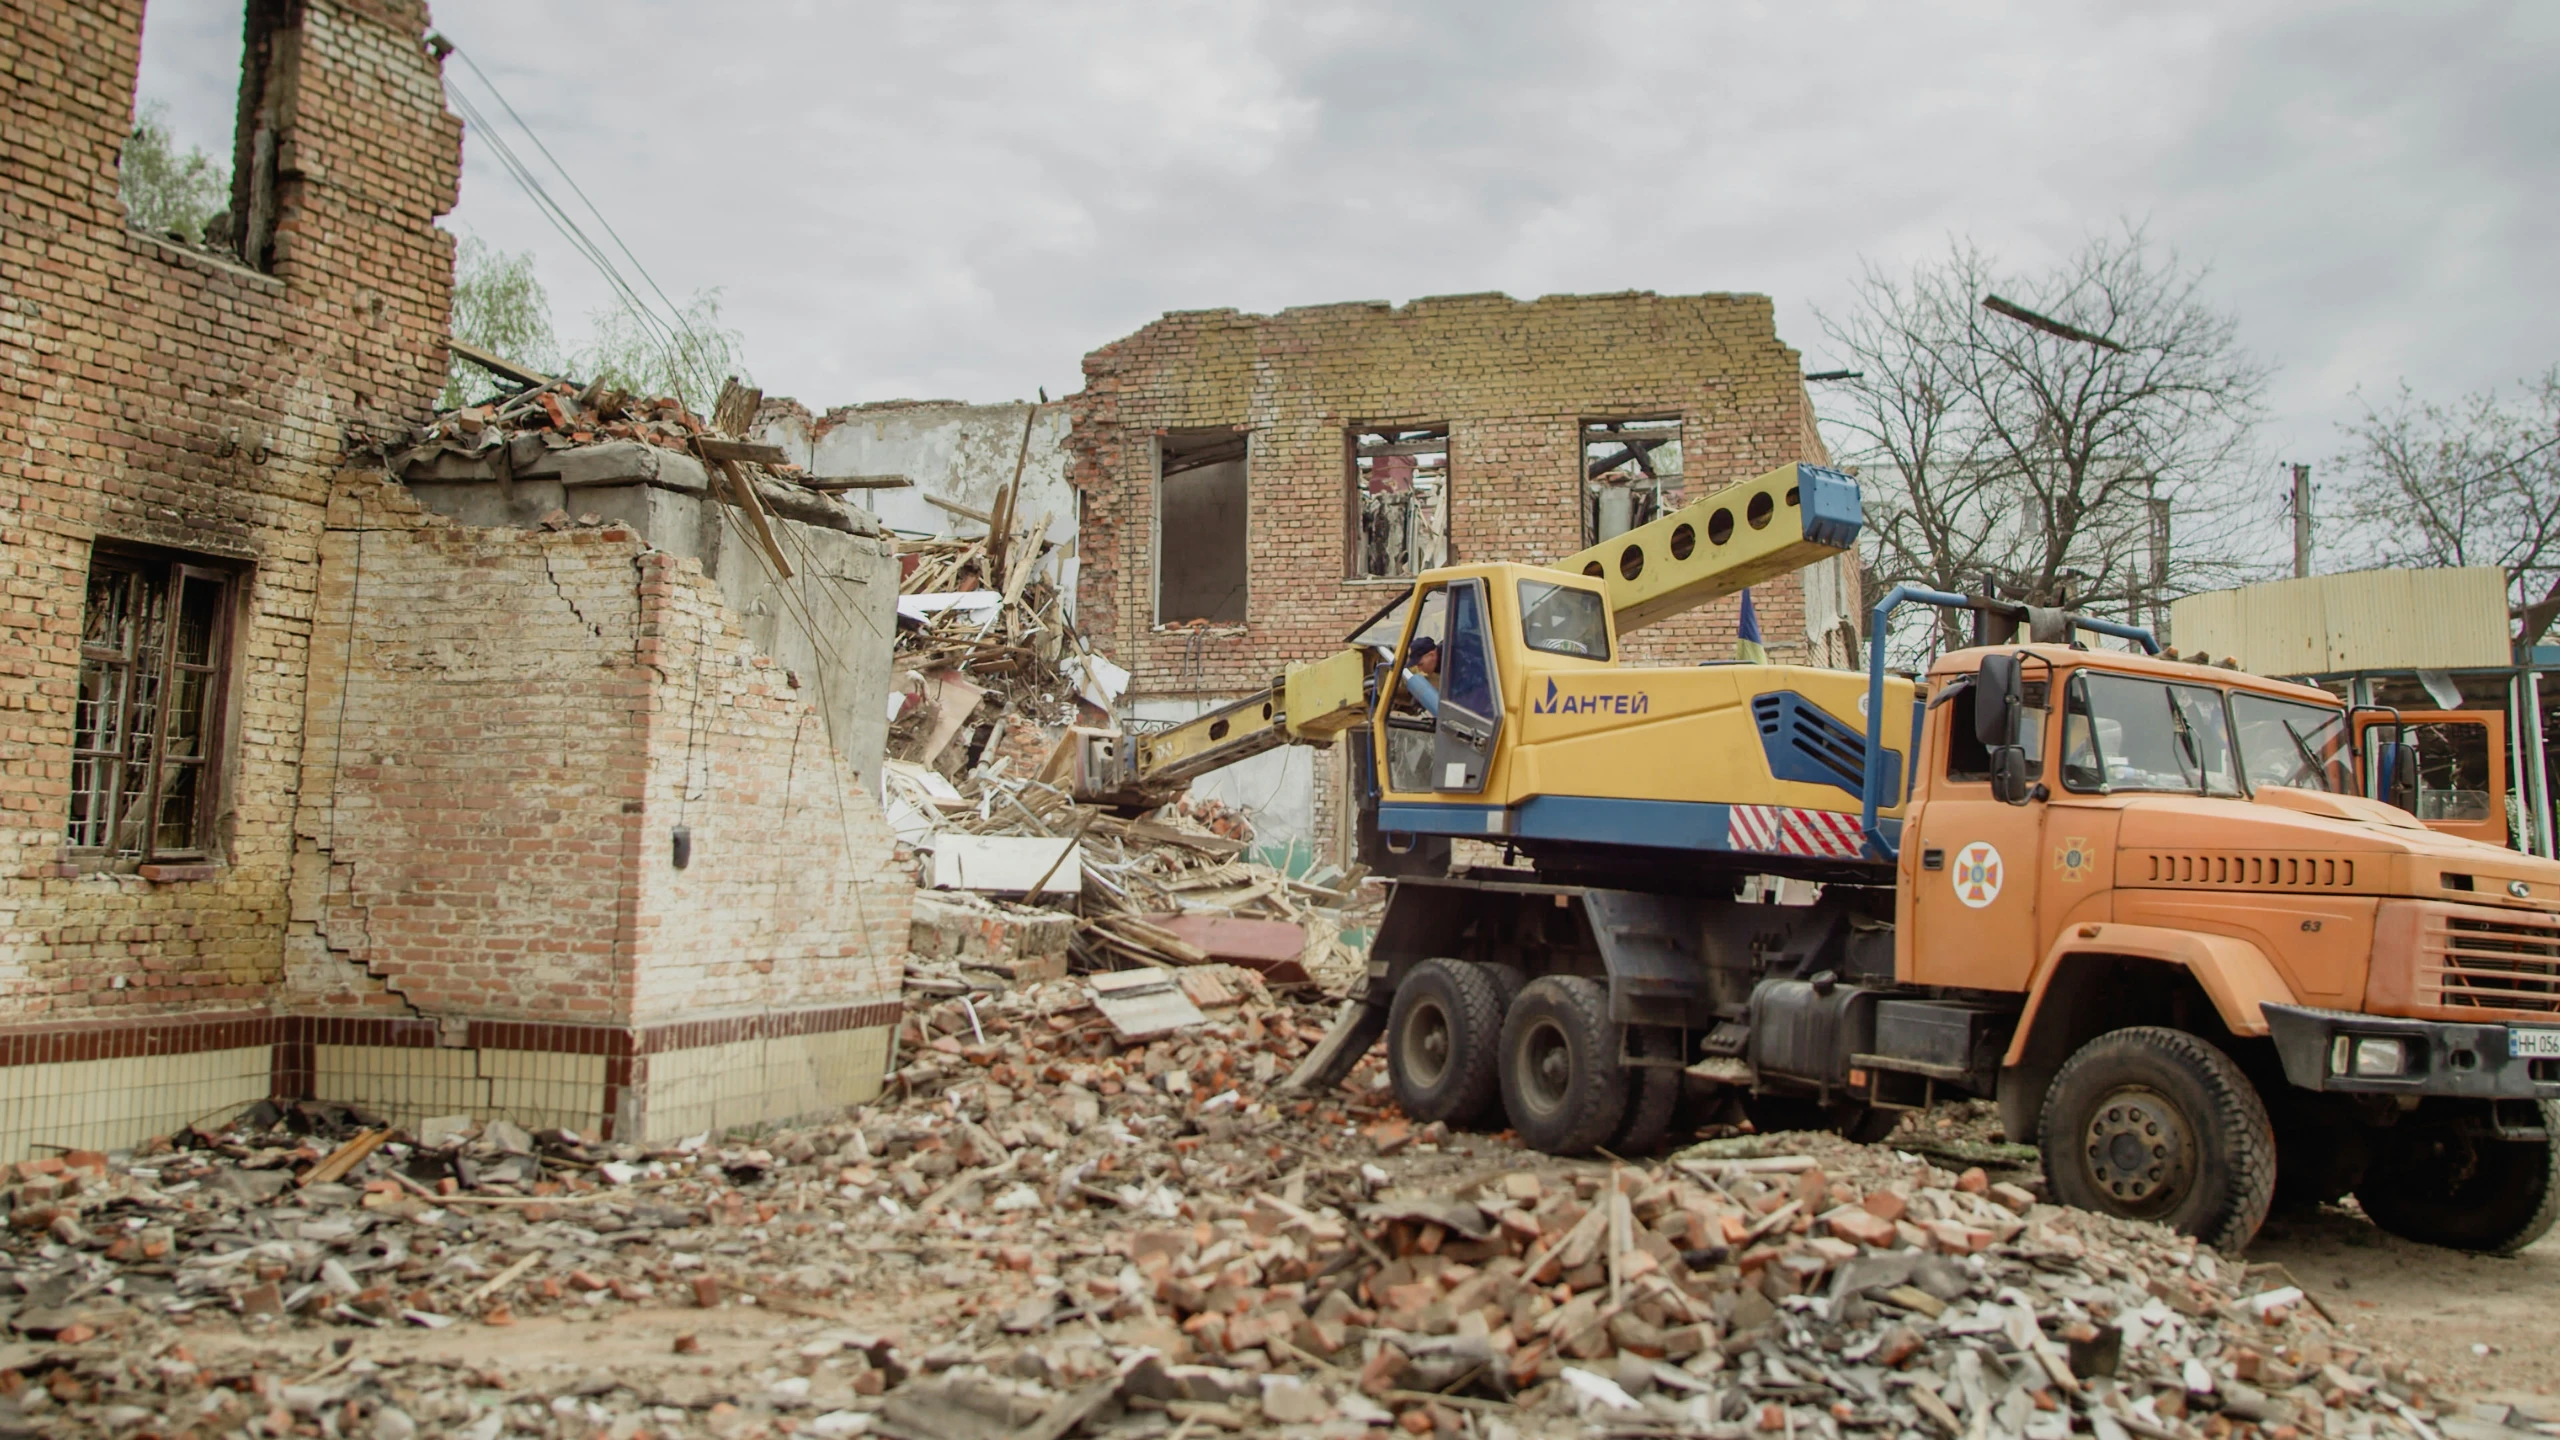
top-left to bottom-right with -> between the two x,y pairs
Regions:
138,1 -> 2558,495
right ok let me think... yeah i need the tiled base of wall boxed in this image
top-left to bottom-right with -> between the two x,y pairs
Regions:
639,1024 -> 893,1144
0,1001 -> 900,1159
0,1045 -> 270,1165
312,1042 -> 608,1136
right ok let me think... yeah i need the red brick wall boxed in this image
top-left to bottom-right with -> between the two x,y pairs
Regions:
1067,292 -> 1834,703
0,0 -> 459,1022
287,477 -> 907,1024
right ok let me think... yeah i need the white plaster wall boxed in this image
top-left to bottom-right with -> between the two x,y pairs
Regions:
758,401 -> 1076,551
1127,697 -> 1318,864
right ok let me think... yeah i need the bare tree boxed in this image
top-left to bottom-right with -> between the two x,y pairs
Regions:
1815,227 -> 2272,653
2328,370 -> 2560,647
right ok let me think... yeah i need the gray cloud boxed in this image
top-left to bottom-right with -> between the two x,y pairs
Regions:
136,0 -> 2559,488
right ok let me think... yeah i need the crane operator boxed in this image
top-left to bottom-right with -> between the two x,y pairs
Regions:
1402,636 -> 1443,716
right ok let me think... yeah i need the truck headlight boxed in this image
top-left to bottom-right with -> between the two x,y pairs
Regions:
2331,1035 -> 2408,1077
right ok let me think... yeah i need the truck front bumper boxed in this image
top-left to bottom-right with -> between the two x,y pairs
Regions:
2264,1003 -> 2560,1101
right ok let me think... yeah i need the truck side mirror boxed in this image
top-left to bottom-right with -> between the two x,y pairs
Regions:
1989,745 -> 2033,806
1975,653 -> 2023,749
2382,740 -> 2420,813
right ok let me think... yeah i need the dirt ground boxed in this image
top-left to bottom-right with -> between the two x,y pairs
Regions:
2253,1204 -> 2560,1407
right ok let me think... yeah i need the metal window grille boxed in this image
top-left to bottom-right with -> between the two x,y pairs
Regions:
70,554 -> 234,858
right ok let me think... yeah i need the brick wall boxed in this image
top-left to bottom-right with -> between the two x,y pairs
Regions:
1068,292 -> 1835,702
0,0 -> 459,1023
288,476 -> 908,1026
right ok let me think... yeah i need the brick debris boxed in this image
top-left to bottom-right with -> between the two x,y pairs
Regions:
0,968 -> 2526,1440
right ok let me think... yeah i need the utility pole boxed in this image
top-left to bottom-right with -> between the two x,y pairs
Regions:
2290,463 -> 2313,578
2146,476 -> 2170,637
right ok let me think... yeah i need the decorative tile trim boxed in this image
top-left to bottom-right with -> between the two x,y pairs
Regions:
633,1001 -> 902,1057
0,1012 -> 278,1068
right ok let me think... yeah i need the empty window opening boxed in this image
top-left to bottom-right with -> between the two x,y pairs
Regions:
1157,432 -> 1249,625
126,0 -> 288,269
1351,426 -> 1450,578
1582,419 -> 1683,545
71,549 -> 240,860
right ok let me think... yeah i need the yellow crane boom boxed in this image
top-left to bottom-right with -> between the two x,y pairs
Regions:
1072,461 -> 1860,807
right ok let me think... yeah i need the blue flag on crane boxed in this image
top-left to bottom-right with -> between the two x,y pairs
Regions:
1737,588 -> 1769,664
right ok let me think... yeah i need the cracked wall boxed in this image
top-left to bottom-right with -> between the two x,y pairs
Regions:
288,474 -> 909,1035
0,0 -> 460,1046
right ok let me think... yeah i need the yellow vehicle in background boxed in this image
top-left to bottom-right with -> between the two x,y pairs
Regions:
1079,463 -> 2560,1252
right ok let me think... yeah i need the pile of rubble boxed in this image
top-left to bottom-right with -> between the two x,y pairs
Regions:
0,958 -> 2528,1439
886,486 -> 1373,999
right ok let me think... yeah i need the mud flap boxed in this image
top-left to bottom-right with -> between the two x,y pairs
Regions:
1279,998 -> 1391,1094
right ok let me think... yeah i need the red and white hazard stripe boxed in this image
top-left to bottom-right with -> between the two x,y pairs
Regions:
1729,804 -> 1865,859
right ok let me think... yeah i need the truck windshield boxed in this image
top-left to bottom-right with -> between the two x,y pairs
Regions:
1517,580 -> 1610,660
2060,673 -> 2242,796
2230,693 -> 2353,794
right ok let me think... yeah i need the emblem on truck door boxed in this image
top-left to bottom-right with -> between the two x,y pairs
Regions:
1953,842 -> 2004,908
2053,837 -> 2095,883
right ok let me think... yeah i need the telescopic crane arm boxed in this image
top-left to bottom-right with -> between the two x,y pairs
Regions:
1072,461 -> 1863,807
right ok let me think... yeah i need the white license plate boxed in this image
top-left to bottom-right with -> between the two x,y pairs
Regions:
2511,1028 -> 2560,1059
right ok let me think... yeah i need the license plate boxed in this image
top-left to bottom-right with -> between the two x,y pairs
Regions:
2511,1028 -> 2560,1059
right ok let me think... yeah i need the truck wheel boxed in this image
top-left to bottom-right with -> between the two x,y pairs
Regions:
1611,1027 -> 1684,1154
2037,1027 -> 2276,1250
2354,1102 -> 2560,1255
1500,976 -> 1628,1155
1387,959 -> 1506,1126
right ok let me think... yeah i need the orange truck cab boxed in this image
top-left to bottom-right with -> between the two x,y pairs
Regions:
1888,636 -> 2560,1251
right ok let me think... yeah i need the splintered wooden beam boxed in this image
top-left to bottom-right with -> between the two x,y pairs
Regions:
696,437 -> 792,466
711,456 -> 793,579
805,474 -> 915,491
447,339 -> 555,390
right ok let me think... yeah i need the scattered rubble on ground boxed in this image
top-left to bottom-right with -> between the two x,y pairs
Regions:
1,963 -> 2537,1439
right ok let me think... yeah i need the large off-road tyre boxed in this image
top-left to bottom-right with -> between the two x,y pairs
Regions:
1500,976 -> 1628,1155
1387,959 -> 1506,1126
2038,1027 -> 2277,1251
2354,1101 -> 2560,1255
1744,1094 -> 1901,1145
1610,1027 -> 1684,1155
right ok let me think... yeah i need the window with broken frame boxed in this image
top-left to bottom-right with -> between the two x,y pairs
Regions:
70,550 -> 240,861
1349,426 -> 1449,579
1581,418 -> 1683,545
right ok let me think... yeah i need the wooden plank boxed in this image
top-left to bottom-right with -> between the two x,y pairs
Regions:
804,474 -> 914,491
696,437 -> 792,466
710,456 -> 794,579
925,493 -> 995,526
447,339 -> 555,389
301,1127 -> 391,1187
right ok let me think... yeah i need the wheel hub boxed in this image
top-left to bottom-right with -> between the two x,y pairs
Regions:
2083,1086 -> 2190,1212
1400,1001 -> 1452,1087
1520,1019 -> 1572,1115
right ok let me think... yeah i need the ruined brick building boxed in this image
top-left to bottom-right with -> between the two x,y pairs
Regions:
0,0 -> 905,1161
1065,294 -> 1860,862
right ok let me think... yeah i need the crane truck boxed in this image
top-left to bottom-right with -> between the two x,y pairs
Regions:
1074,462 -> 2560,1252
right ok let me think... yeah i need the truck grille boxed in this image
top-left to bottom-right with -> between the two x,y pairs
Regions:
2138,851 -> 2358,889
2421,910 -> 2560,1014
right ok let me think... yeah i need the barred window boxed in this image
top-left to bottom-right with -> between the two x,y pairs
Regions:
70,552 -> 237,858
